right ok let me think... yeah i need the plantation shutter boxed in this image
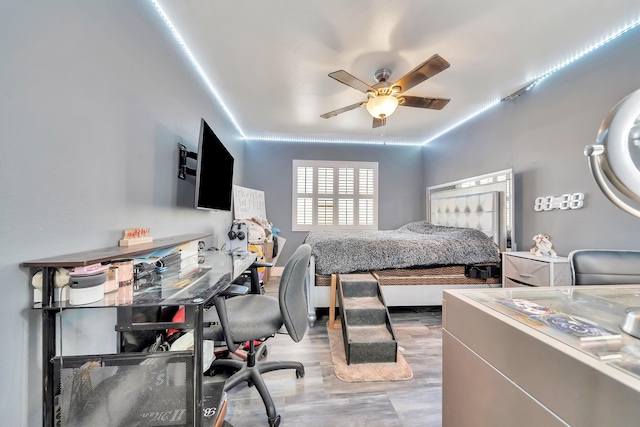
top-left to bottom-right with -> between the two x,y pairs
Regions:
292,160 -> 378,231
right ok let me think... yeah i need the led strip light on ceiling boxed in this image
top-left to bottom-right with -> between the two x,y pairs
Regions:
523,17 -> 640,92
151,1 -> 640,147
423,14 -> 640,146
421,99 -> 501,145
150,0 -> 246,139
245,133 -> 423,146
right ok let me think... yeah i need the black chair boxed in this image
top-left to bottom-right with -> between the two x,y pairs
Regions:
568,249 -> 640,285
203,244 -> 311,427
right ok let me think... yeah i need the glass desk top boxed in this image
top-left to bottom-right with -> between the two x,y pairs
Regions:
458,286 -> 640,379
37,250 -> 257,309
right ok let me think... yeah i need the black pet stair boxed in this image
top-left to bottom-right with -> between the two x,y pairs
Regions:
337,273 -> 398,364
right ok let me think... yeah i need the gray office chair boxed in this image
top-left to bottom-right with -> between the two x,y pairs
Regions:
203,244 -> 311,427
568,249 -> 640,285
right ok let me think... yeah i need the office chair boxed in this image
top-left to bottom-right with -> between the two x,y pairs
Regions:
568,249 -> 640,285
203,244 -> 311,427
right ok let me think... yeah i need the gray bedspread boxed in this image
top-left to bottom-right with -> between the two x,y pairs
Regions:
304,221 -> 500,275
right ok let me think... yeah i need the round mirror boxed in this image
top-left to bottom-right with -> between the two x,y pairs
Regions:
585,88 -> 640,217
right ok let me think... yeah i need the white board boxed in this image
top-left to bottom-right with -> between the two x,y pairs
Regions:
233,185 -> 266,219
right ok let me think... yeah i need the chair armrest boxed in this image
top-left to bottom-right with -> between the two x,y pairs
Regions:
251,261 -> 274,269
203,286 -> 248,329
220,284 -> 249,297
243,262 -> 274,294
212,295 -> 236,351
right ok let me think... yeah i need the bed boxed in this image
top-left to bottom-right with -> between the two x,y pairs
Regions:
304,170 -> 514,326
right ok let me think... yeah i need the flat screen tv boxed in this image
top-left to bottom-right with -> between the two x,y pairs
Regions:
194,118 -> 234,211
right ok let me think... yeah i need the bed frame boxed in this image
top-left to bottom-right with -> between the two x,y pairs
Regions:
304,169 -> 515,326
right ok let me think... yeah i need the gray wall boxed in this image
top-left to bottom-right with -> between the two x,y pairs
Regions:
0,1 -> 244,425
243,142 -> 425,264
423,27 -> 640,255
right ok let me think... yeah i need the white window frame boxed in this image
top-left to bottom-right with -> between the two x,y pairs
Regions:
292,159 -> 378,231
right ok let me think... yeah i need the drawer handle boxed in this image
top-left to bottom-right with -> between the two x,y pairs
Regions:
518,273 -> 533,278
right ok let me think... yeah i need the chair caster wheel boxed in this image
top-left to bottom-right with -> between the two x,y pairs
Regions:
269,415 -> 281,427
260,346 -> 268,360
296,369 -> 305,378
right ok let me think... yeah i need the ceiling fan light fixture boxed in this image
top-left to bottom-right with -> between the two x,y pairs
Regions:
366,95 -> 399,119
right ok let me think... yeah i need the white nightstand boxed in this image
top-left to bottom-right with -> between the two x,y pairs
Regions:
502,251 -> 571,287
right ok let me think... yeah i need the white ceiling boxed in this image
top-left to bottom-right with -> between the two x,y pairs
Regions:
155,1 -> 640,145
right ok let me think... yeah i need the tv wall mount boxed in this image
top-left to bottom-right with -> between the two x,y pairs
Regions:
178,143 -> 197,179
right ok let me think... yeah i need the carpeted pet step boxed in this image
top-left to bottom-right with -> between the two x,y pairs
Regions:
339,274 -> 381,298
341,325 -> 397,364
337,273 -> 398,365
347,324 -> 394,342
342,296 -> 388,325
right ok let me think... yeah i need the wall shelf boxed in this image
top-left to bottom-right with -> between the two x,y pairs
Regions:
23,233 -> 210,269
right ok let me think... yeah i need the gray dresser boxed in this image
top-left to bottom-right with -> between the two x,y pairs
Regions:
502,251 -> 571,287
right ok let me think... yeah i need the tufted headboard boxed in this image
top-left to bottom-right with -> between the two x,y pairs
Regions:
427,169 -> 514,252
429,191 -> 500,247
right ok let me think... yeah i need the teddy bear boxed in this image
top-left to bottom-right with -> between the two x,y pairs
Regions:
530,233 -> 558,258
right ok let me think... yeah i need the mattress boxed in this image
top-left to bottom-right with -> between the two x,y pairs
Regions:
305,221 -> 501,275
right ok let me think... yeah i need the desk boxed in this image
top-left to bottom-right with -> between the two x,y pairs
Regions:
24,234 -> 256,427
443,285 -> 640,427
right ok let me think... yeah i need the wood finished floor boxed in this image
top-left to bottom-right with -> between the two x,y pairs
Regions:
222,276 -> 444,427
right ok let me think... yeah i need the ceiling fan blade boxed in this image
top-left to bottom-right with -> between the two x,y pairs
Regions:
400,96 -> 450,110
328,70 -> 375,93
320,101 -> 366,119
372,117 -> 386,128
392,54 -> 450,94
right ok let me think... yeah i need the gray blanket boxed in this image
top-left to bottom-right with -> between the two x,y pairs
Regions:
304,221 -> 500,275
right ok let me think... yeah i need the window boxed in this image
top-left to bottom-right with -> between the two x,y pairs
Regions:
292,160 -> 378,231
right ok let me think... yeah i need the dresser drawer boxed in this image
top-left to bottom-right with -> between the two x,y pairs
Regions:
503,277 -> 535,288
504,255 -> 550,286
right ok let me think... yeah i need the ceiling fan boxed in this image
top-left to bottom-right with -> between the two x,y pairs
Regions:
320,54 -> 451,128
